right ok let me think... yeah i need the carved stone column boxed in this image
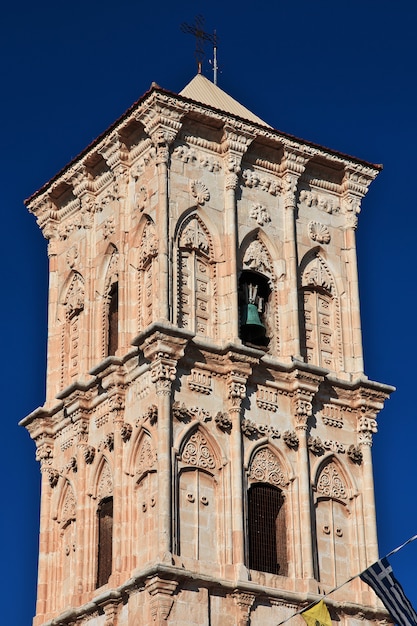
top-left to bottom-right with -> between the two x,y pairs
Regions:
34,430 -> 56,618
140,101 -> 183,322
139,330 -> 189,561
340,166 -> 378,376
222,125 -> 254,340
280,150 -> 308,360
290,369 -> 323,582
225,352 -> 256,571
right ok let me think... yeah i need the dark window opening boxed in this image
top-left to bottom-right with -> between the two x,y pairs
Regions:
248,483 -> 287,575
239,271 -> 270,346
96,497 -> 113,588
107,282 -> 118,356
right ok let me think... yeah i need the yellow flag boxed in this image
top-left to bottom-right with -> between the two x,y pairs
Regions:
301,600 -> 332,626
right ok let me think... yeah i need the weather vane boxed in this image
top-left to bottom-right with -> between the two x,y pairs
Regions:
180,15 -> 219,85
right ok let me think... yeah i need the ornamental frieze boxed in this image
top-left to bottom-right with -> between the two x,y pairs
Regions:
256,385 -> 279,412
188,369 -> 212,394
308,436 -> 346,455
299,189 -> 339,214
242,169 -> 281,196
241,418 -> 280,440
321,403 -> 346,428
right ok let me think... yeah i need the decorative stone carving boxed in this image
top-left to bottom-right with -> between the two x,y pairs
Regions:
137,436 -> 157,477
215,411 -> 232,432
190,179 -> 210,205
64,273 -> 85,319
316,461 -> 347,500
256,385 -> 279,412
103,216 -> 115,240
242,238 -> 273,279
283,430 -> 299,449
180,215 -> 210,255
66,245 -> 79,269
172,402 -> 191,422
189,406 -> 212,422
232,590 -> 256,626
48,469 -> 60,488
120,422 -> 132,442
135,184 -> 148,212
321,404 -> 345,428
138,219 -> 158,269
241,418 -> 280,439
83,445 -> 95,464
347,444 -> 363,464
249,448 -> 286,487
97,462 -> 113,499
188,369 -> 212,394
301,253 -> 334,293
250,203 -> 271,226
146,576 -> 178,624
308,221 -> 331,244
181,430 -> 216,470
299,189 -> 339,214
242,169 -> 281,195
308,436 -> 324,455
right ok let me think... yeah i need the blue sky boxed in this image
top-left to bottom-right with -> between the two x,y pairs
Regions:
2,1 -> 417,623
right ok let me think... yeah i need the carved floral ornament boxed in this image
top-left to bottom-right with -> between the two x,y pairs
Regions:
316,461 -> 347,501
181,430 -> 216,470
248,448 -> 287,488
190,180 -> 210,205
242,238 -> 274,280
179,215 -> 211,255
308,221 -> 331,244
250,203 -> 271,226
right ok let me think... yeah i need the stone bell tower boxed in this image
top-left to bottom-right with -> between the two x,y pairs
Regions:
22,74 -> 394,626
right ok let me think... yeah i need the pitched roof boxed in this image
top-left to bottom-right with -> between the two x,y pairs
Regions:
179,73 -> 271,128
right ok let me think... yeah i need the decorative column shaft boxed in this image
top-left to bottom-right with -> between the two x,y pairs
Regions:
357,408 -> 379,564
281,151 -> 308,360
222,126 -> 254,340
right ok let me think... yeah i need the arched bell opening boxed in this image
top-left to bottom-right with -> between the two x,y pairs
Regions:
238,270 -> 271,347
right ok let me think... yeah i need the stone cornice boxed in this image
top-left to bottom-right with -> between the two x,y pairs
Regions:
36,562 -> 391,626
26,85 -> 381,234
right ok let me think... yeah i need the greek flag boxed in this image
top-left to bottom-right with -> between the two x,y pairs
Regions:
360,557 -> 417,626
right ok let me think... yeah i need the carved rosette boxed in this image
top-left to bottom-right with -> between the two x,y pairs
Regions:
215,411 -> 232,432
190,179 -> 210,205
308,220 -> 331,244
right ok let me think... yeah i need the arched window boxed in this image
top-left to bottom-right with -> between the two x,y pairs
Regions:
107,281 -> 118,356
96,496 -> 113,588
248,483 -> 287,575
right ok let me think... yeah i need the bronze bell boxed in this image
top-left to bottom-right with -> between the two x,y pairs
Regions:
241,302 -> 266,341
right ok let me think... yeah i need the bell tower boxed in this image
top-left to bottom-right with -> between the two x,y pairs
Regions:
22,74 -> 394,626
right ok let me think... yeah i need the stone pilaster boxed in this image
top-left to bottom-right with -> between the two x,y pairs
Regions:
222,125 -> 254,340
280,150 -> 309,360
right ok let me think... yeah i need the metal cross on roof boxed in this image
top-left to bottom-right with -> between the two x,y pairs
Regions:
181,15 -> 219,83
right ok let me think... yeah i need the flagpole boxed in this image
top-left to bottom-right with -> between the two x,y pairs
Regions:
274,533 -> 417,626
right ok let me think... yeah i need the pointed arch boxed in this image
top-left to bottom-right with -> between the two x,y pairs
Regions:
98,244 -> 119,358
88,454 -> 113,501
53,479 -> 77,608
299,248 -> 343,371
175,424 -> 222,563
313,455 -> 355,587
59,271 -> 85,384
246,444 -> 288,576
175,212 -> 217,338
